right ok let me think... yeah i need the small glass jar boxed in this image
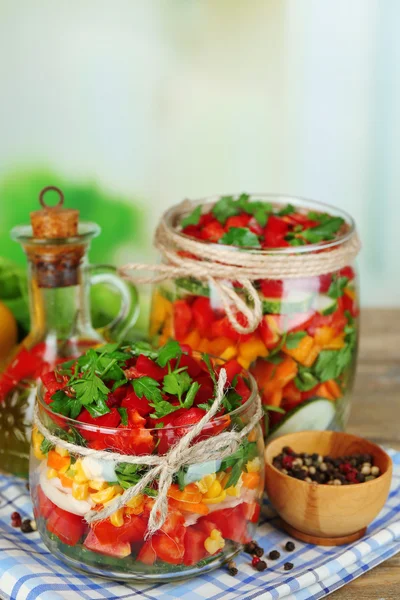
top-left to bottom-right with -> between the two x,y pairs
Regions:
149,195 -> 359,440
30,359 -> 264,582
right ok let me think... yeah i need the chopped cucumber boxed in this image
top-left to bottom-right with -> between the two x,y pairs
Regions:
267,398 -> 336,441
313,294 -> 337,316
261,291 -> 314,315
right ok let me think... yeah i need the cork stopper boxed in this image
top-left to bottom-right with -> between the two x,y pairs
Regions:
26,186 -> 84,288
30,186 -> 79,239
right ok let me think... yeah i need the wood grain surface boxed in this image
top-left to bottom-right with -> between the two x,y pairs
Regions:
329,308 -> 400,599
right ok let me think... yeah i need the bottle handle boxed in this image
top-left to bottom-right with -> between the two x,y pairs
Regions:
89,264 -> 140,342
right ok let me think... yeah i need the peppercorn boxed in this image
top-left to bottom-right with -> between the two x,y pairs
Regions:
284,562 -> 294,571
254,546 -> 264,558
11,511 -> 22,528
252,555 -> 260,566
255,560 -> 267,572
20,519 -> 34,533
244,541 -> 257,555
269,550 -> 280,560
227,560 -> 238,576
285,541 -> 295,552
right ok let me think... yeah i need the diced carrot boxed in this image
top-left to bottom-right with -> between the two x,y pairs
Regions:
315,383 -> 335,401
209,336 -> 236,357
59,473 -> 73,488
169,498 -> 209,515
326,379 -> 342,400
266,388 -> 283,407
167,483 -> 203,504
251,356 -> 297,407
242,472 -> 261,490
47,450 -> 71,472
183,329 -> 201,350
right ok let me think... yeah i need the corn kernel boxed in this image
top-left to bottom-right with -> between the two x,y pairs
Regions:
104,493 -> 123,507
204,529 -> 225,554
90,485 -> 122,505
88,480 -> 108,491
46,468 -> 58,479
203,490 -> 227,504
55,445 -> 69,457
32,428 -> 46,460
246,457 -> 261,473
204,480 -> 222,499
74,459 -> 89,484
72,482 -> 89,501
126,494 -> 144,509
58,460 -> 71,474
110,508 -> 125,527
226,485 -> 241,497
196,473 -> 216,494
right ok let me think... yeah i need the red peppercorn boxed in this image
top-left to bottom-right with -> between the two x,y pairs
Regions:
252,556 -> 260,566
346,471 -> 357,483
340,462 -> 352,474
11,511 -> 22,528
282,455 -> 294,469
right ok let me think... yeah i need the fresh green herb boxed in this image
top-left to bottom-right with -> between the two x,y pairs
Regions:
127,341 -> 159,361
268,333 -> 287,357
219,227 -> 261,248
302,217 -> 344,244
181,205 -> 202,228
133,376 -> 163,404
175,467 -> 187,491
202,353 -> 217,387
237,195 -> 273,226
263,405 -> 286,414
50,390 -> 83,420
264,353 -> 284,365
307,211 -> 332,223
314,322 -> 356,383
220,440 -> 257,487
294,365 -> 319,391
222,389 -> 242,412
118,407 -> 128,426
176,277 -> 210,297
115,463 -> 157,495
112,378 -> 128,391
328,276 -> 349,299
155,422 -> 164,429
40,437 -> 54,455
183,381 -> 200,408
157,340 -> 182,367
163,368 -> 192,403
285,331 -> 307,349
278,203 -> 295,216
287,237 -> 306,246
212,195 -> 240,224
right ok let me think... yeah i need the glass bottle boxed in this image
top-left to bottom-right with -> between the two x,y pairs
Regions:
0,187 -> 139,477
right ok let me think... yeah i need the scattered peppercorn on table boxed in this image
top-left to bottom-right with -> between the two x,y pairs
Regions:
329,308 -> 400,600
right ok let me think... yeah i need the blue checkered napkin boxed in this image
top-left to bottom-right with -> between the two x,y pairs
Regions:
1,450 -> 400,600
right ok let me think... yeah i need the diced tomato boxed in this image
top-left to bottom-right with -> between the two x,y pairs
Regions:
235,375 -> 251,403
172,407 -> 206,434
192,297 -> 215,337
179,353 -> 203,378
342,293 -> 359,318
307,308 -> 347,336
183,526 -> 209,566
173,300 -> 193,341
84,529 -> 131,557
152,532 -> 185,564
225,214 -> 252,230
319,273 -> 333,293
41,371 -> 69,395
36,485 -> 56,519
46,506 -> 86,546
199,213 -> 214,227
182,225 -> 202,239
93,514 -> 147,545
121,390 -> 151,416
339,266 -> 355,281
221,359 -> 243,385
260,279 -> 284,299
7,347 -> 43,382
248,217 -> 264,236
136,355 -> 166,380
241,502 -> 261,524
263,216 -> 290,248
210,315 -> 252,343
258,317 -> 280,349
198,504 -> 250,543
282,381 -> 302,405
106,384 -> 130,408
156,423 -> 180,455
200,220 -> 225,242
77,408 -> 121,442
137,539 -> 157,565
111,426 -> 155,455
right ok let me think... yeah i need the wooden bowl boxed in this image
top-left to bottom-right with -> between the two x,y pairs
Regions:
265,431 -> 393,545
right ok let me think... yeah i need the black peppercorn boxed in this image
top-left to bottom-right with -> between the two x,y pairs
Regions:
20,519 -> 34,533
255,560 -> 267,572
244,541 -> 257,555
284,562 -> 294,571
285,541 -> 295,552
254,546 -> 264,558
269,550 -> 280,560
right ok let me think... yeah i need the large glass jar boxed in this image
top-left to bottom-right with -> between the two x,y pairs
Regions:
30,363 -> 264,581
0,190 -> 138,478
149,195 -> 360,441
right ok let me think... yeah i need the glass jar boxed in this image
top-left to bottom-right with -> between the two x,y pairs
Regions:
30,360 -> 264,581
149,195 -> 359,441
0,221 -> 138,478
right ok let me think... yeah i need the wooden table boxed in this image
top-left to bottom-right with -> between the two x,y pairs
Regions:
329,308 -> 400,599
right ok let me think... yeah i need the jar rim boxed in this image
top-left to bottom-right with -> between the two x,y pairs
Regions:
11,222 -> 101,245
36,352 -> 260,435
165,193 -> 356,254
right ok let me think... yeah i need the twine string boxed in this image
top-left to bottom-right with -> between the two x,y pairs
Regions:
34,369 -> 263,538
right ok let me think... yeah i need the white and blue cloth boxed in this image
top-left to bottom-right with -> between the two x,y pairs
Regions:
1,450 -> 400,600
